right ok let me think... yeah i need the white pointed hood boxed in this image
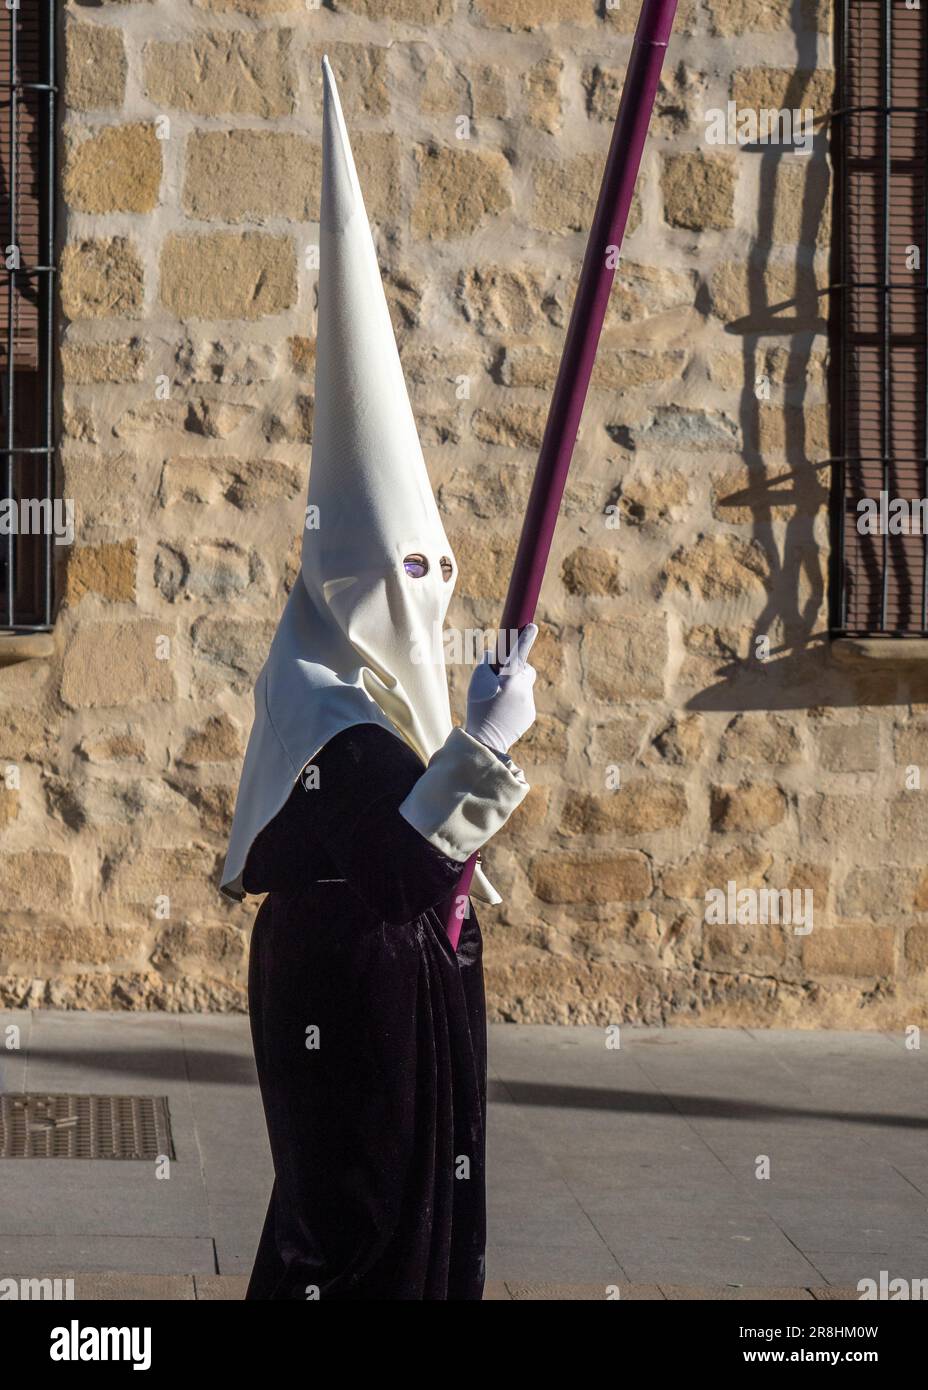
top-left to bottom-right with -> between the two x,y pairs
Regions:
220,58 -> 500,905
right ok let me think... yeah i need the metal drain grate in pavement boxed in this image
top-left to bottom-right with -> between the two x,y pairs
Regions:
0,1094 -> 175,1160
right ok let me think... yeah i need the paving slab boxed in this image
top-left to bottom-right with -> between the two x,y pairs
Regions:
214,1234 -> 265,1277
505,1281 -> 663,1300
614,1231 -> 827,1289
488,1179 -> 612,1248
0,1235 -> 216,1275
0,1162 -> 211,1239
145,1013 -> 272,1277
194,1274 -> 250,1301
755,1197 -> 928,1256
810,1286 -> 867,1300
73,1274 -> 196,1301
801,1250 -> 928,1286
722,1158 -> 920,1202
659,1284 -> 814,1300
485,1242 -> 626,1283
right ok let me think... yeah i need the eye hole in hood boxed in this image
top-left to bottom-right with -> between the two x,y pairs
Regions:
402,553 -> 455,582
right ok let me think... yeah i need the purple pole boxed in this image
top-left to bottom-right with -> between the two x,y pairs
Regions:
446,0 -> 678,949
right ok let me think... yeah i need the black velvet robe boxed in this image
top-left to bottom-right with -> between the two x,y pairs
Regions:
241,723 -> 487,1301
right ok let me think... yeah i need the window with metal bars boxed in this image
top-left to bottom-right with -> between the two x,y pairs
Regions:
0,0 -> 55,634
832,0 -> 928,637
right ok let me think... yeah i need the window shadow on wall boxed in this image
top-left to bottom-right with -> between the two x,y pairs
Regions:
688,8 -> 928,713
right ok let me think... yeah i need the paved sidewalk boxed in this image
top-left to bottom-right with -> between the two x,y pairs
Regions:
2,1015 -> 926,1300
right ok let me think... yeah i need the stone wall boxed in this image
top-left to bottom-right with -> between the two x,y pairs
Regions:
1,0 -> 926,1026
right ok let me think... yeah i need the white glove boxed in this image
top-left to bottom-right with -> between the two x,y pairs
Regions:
465,624 -> 538,757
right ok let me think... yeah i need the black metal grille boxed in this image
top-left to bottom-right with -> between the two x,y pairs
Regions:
0,0 -> 55,633
0,1093 -> 175,1160
831,0 -> 928,636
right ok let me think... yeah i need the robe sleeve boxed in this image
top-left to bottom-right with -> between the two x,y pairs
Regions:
397,726 -> 529,860
243,722 -> 527,926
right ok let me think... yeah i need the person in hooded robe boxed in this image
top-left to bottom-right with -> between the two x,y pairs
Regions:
219,58 -> 538,1302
